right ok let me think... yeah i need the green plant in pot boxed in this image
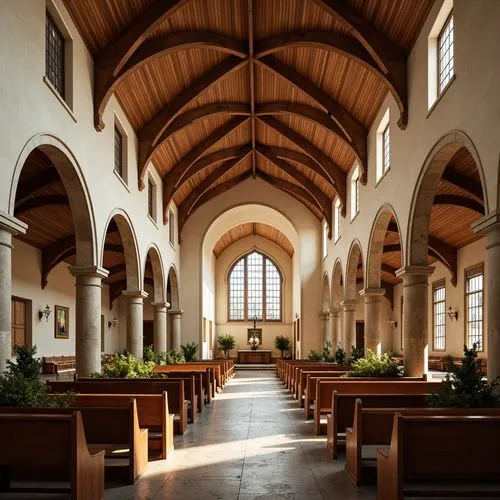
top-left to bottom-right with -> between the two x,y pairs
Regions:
92,353 -> 156,378
274,335 -> 291,358
217,334 -> 236,359
346,349 -> 402,377
334,344 -> 346,365
181,342 -> 199,361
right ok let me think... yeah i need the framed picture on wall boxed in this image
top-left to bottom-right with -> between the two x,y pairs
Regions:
54,305 -> 69,339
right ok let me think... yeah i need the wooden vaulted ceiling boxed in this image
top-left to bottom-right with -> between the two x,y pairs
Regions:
213,222 -> 294,257
63,0 -> 434,236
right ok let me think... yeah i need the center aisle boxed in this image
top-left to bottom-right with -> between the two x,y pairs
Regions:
107,370 -> 375,500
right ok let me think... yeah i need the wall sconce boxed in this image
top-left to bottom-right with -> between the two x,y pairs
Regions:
447,306 -> 458,321
39,305 -> 52,322
387,318 -> 398,328
108,318 -> 119,328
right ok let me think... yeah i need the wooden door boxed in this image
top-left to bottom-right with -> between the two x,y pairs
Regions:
355,321 -> 365,350
11,298 -> 26,353
143,320 -> 154,349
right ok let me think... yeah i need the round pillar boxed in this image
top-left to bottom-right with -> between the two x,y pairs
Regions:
152,301 -> 169,356
320,310 -> 331,346
122,290 -> 148,358
341,300 -> 357,351
360,288 -> 385,355
330,310 -> 341,347
169,309 -> 183,352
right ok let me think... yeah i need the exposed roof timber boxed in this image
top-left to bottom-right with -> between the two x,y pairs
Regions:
386,221 -> 400,234
14,195 -> 69,217
96,32 -> 247,128
94,0 -> 190,130
138,56 -> 248,187
258,115 -> 346,212
107,220 -> 120,235
107,263 -> 127,276
255,56 -> 367,179
41,235 -> 76,289
160,103 -> 250,143
162,117 -> 250,221
441,168 -> 484,202
256,145 -> 332,237
14,169 -> 61,206
255,31 -> 406,126
248,0 -> 256,177
433,194 -> 485,215
310,0 -> 407,128
381,263 -> 397,276
178,150 -> 253,233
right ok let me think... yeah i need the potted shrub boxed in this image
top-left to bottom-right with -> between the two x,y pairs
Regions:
346,349 -> 402,377
334,344 -> 346,365
217,334 -> 236,359
273,335 -> 291,358
92,353 -> 156,378
181,342 -> 199,361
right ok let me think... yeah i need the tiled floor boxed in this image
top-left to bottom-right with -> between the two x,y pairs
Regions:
106,370 -> 376,500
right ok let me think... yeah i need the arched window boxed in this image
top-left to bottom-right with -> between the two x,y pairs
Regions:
228,251 -> 282,322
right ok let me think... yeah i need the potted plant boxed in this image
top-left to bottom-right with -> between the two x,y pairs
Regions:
217,334 -> 236,359
181,342 -> 199,361
274,335 -> 291,358
346,349 -> 402,377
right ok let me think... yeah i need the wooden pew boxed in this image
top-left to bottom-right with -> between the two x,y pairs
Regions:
377,414 -> 500,499
298,370 -> 348,408
0,399 -> 147,485
72,393 -> 174,460
327,392 -> 429,458
48,378 -> 188,434
0,411 -> 104,500
314,379 -> 439,435
153,366 -> 212,405
346,401 -> 500,485
180,362 -> 224,391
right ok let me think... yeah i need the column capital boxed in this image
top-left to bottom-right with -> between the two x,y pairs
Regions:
471,209 -> 500,235
359,287 -> 385,297
168,309 -> 183,316
340,300 -> 357,311
330,310 -> 340,319
69,265 -> 109,280
0,210 -> 27,236
122,289 -> 148,299
395,265 -> 434,278
320,310 -> 330,319
152,301 -> 170,308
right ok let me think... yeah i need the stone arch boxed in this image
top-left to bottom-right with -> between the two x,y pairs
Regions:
345,239 -> 364,302
408,130 -> 488,268
167,265 -> 180,310
322,272 -> 331,314
331,259 -> 344,313
9,133 -> 97,267
366,203 -> 403,289
144,243 -> 166,303
101,209 -> 141,292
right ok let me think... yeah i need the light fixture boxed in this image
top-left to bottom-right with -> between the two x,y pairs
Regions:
387,318 -> 398,328
447,306 -> 458,321
108,317 -> 119,328
39,305 -> 52,322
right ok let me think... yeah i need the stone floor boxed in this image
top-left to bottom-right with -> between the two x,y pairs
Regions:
106,370 -> 375,500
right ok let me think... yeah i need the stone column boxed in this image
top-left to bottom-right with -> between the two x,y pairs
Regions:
0,211 -> 27,373
472,211 -> 500,386
169,309 -> 183,352
70,265 -> 109,376
320,310 -> 331,346
152,301 -> 169,355
122,290 -> 148,358
341,300 -> 357,350
359,288 -> 385,355
330,310 -> 341,347
396,265 -> 434,376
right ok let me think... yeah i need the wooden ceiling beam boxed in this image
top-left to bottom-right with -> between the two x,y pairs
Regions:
14,195 -> 69,217
255,31 -> 406,125
138,56 -> 248,187
41,235 -> 76,289
162,117 -> 250,222
255,56 -> 367,179
94,0 -> 190,130
256,145 -> 332,237
247,0 -> 256,178
160,103 -> 250,143
258,115 -> 346,212
433,194 -> 485,215
14,169 -> 61,206
310,0 -> 407,128
441,168 -> 484,202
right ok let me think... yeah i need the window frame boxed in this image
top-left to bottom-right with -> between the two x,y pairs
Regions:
45,12 -> 65,99
350,166 -> 360,221
437,12 -> 454,96
147,178 -> 155,220
432,279 -> 446,351
322,221 -> 328,259
227,251 -> 283,323
114,125 -> 124,178
464,263 -> 484,351
382,123 -> 390,175
169,209 -> 175,246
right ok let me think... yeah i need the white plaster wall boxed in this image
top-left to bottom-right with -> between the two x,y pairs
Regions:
214,235 -> 293,358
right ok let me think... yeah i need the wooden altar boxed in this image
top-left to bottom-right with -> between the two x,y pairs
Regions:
237,350 -> 272,364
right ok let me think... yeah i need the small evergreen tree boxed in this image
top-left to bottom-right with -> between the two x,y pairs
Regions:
334,344 -> 346,365
181,342 -> 199,361
217,335 -> 235,359
273,335 -> 291,358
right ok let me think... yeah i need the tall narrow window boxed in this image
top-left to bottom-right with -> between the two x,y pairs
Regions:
11,298 -> 27,353
169,209 -> 175,245
45,13 -> 65,98
228,251 -> 282,322
382,124 -> 390,174
335,198 -> 342,242
400,295 -> 404,351
465,264 -> 484,350
432,280 -> 446,351
351,166 -> 360,220
148,179 -> 154,219
438,13 -> 454,93
322,221 -> 328,259
114,126 -> 123,177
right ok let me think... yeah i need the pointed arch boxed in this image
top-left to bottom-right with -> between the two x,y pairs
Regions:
331,258 -> 344,313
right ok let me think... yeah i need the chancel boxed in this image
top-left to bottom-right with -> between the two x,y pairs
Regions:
1,0 -> 500,498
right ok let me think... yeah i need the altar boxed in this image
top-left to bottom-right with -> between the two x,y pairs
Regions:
237,350 -> 272,364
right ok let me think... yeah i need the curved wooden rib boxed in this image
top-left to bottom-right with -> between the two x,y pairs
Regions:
258,116 -> 346,212
14,170 -> 61,206
256,56 -> 367,180
255,31 -> 406,127
256,145 -> 332,237
94,0 -> 190,130
138,56 -> 248,187
14,195 -> 69,217
178,150 -> 253,232
96,33 -> 247,130
433,195 -> 485,215
309,0 -> 407,128
160,103 -> 250,143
